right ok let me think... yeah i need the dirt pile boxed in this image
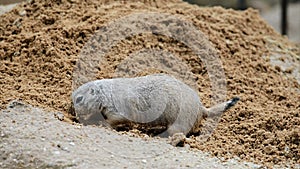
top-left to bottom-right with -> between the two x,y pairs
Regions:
0,0 -> 299,167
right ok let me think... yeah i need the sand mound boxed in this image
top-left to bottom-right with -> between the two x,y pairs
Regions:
0,0 -> 299,167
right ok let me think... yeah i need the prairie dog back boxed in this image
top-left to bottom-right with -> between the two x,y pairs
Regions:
72,74 -> 239,137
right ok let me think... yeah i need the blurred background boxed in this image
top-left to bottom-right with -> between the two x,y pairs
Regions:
184,0 -> 300,43
0,0 -> 299,43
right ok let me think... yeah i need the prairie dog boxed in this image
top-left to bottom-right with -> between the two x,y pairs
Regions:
72,74 -> 239,137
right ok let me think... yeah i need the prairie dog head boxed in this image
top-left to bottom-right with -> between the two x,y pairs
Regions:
72,81 -> 110,125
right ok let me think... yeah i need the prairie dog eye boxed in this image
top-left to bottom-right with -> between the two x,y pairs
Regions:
90,88 -> 95,95
75,96 -> 84,104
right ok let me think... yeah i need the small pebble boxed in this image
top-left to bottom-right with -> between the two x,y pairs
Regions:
53,151 -> 60,155
19,10 -> 26,16
54,112 -> 64,121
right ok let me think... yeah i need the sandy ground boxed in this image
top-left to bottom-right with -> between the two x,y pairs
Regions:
0,3 -> 18,15
0,0 -> 299,168
0,101 -> 263,169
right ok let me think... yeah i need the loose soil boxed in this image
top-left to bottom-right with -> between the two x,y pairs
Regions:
0,0 -> 299,168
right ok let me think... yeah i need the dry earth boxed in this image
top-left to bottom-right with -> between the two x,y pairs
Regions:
0,101 -> 264,169
0,0 -> 299,168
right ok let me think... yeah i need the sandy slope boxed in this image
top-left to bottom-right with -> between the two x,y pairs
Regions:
0,0 -> 299,168
0,102 -> 262,169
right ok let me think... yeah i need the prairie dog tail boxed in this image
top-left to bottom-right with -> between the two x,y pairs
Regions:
207,97 -> 240,117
